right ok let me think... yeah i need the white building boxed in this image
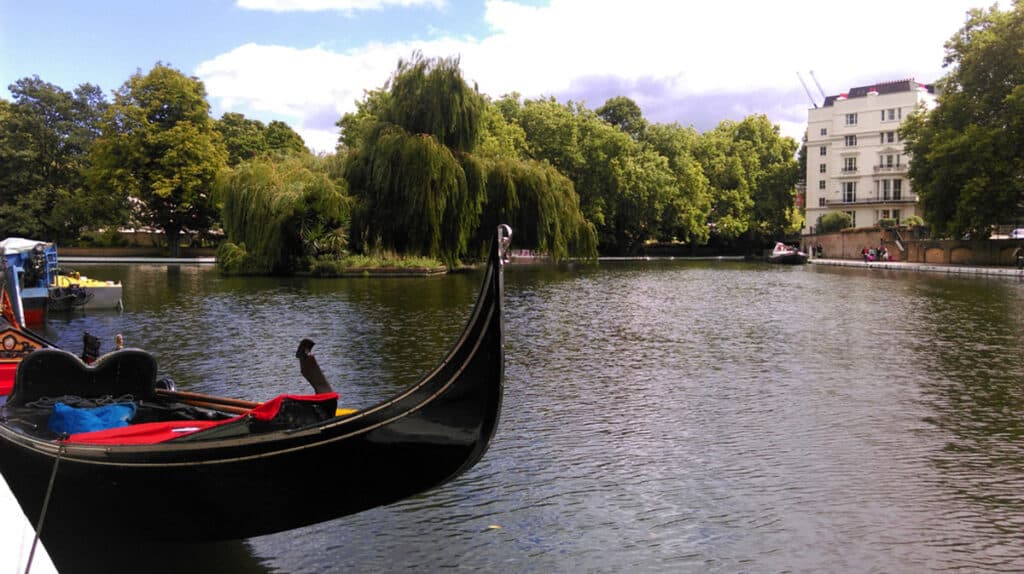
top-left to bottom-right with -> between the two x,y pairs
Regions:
803,79 -> 937,234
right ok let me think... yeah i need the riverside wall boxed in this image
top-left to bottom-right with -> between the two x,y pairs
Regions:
59,246 -> 217,258
802,228 -> 1024,266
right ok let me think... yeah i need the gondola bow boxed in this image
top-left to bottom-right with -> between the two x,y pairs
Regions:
0,225 -> 511,542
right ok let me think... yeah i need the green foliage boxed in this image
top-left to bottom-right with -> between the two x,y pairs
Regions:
642,123 -> 713,244
381,53 -> 484,153
596,96 -> 647,140
346,123 -> 480,265
877,218 -> 897,229
215,241 -> 250,274
216,112 -> 269,166
475,97 -> 529,160
266,120 -> 308,156
216,155 -> 350,274
216,115 -> 308,167
902,1 -> 1024,238
344,54 -> 491,266
903,215 -> 925,227
336,89 -> 390,151
817,211 -> 853,233
309,253 -> 444,276
478,157 -> 597,261
517,97 -> 585,178
0,76 -> 117,241
79,228 -> 129,247
694,115 -> 801,243
88,63 -> 227,256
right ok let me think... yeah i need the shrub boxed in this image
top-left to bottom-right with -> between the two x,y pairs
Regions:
816,212 -> 853,234
216,242 -> 250,274
903,215 -> 924,227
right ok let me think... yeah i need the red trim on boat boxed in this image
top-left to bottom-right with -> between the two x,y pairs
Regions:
63,392 -> 340,445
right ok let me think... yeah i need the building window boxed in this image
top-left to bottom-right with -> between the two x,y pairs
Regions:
844,135 -> 857,146
818,180 -> 826,189
843,182 -> 856,203
882,179 -> 891,199
845,113 -> 858,125
818,197 -> 826,207
882,108 -> 901,121
819,163 -> 826,173
893,179 -> 902,200
820,128 -> 827,136
820,146 -> 827,156
846,210 -> 856,226
886,155 -> 894,168
843,157 -> 857,172
879,131 -> 896,144
893,209 -> 900,223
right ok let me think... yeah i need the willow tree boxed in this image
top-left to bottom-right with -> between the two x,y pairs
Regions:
478,157 -> 597,261
216,155 -> 350,274
344,54 -> 486,265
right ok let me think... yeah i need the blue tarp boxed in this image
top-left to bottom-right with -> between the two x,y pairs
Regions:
48,402 -> 137,435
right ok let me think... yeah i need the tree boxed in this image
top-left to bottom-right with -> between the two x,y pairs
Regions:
344,54 -> 487,265
265,120 -> 308,156
475,96 -> 529,160
216,155 -> 350,274
694,115 -> 801,244
336,88 -> 390,151
596,96 -> 647,140
735,115 -> 802,241
642,123 -> 713,244
217,114 -> 308,166
216,112 -> 269,166
89,64 -> 227,256
817,211 -> 852,233
478,157 -> 596,261
901,1 -> 1024,238
0,76 -> 115,241
694,123 -> 755,240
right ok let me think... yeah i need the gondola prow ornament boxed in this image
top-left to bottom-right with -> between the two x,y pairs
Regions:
296,338 -> 333,394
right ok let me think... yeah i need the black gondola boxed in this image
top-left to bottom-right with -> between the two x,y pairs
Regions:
0,225 -> 511,543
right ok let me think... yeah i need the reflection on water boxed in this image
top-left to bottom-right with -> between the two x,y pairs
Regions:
37,261 -> 1024,572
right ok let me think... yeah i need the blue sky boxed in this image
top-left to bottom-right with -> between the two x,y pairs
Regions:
0,0 -> 990,152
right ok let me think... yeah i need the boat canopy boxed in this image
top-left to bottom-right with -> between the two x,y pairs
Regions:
0,238 -> 52,257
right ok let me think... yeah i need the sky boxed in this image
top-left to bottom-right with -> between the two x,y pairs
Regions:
0,0 -> 992,153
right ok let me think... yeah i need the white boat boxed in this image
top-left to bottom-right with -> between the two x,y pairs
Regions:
768,242 -> 808,265
1,472 -> 57,573
51,272 -> 123,310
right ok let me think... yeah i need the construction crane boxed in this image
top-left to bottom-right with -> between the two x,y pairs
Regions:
809,70 -> 828,100
797,72 -> 818,108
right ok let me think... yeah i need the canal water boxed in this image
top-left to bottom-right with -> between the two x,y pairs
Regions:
36,260 -> 1024,573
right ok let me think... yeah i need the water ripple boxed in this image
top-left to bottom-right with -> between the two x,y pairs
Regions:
45,261 -> 1024,572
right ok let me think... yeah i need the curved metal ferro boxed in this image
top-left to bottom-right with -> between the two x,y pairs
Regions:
497,224 -> 513,265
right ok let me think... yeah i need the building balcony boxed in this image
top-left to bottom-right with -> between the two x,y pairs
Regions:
873,164 -> 908,173
824,194 -> 918,206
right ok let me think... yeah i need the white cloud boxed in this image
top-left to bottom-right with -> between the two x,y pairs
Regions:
237,0 -> 446,13
200,0 -> 983,152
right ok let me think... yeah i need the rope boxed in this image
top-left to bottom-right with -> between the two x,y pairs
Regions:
25,394 -> 135,409
26,438 -> 65,574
